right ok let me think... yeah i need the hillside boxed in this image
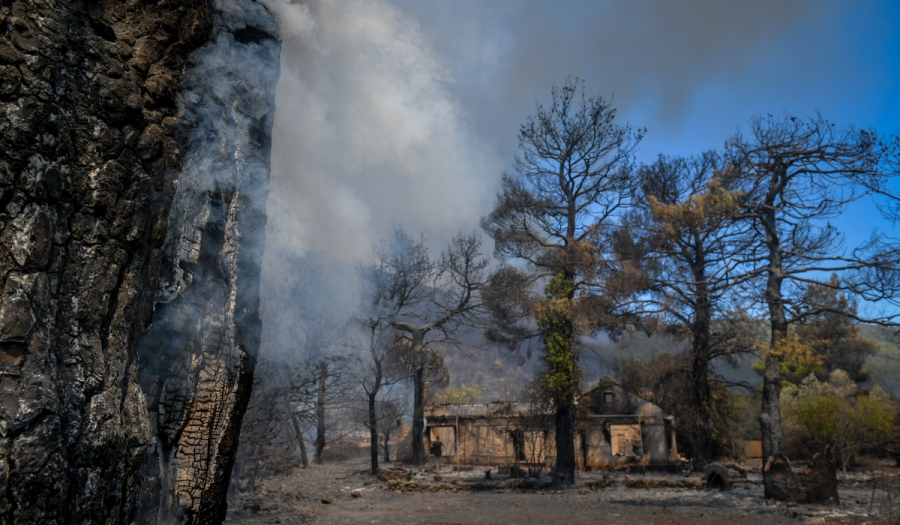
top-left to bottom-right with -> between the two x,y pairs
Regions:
859,325 -> 900,394
439,324 -> 900,400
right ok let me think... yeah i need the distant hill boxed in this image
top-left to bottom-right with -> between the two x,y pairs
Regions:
580,330 -> 763,390
437,324 -> 900,402
859,325 -> 900,395
440,341 -> 542,402
586,325 -> 900,395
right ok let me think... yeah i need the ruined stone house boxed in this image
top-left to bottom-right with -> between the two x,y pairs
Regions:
424,379 -> 677,470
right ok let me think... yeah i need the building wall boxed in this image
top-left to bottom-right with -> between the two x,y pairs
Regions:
426,415 -> 674,469
427,415 -> 555,467
426,386 -> 679,470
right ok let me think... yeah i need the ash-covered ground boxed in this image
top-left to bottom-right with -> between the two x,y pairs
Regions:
226,458 -> 899,524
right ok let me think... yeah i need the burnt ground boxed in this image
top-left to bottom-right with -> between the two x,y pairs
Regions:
226,458 -> 900,525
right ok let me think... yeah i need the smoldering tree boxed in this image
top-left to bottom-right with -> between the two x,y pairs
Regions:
617,152 -> 758,467
365,228 -> 487,465
482,78 -> 645,486
726,113 -> 900,497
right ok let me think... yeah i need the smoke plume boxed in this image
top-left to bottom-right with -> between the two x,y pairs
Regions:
261,0 -> 502,262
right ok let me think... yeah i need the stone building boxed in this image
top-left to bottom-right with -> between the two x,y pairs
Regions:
424,379 -> 677,470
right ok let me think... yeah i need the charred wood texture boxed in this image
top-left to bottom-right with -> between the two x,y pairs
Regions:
0,1 -> 279,524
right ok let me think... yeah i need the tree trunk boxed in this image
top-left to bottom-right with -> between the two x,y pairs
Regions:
412,365 -> 427,465
760,205 -> 787,499
367,328 -> 383,475
0,2 -> 278,524
551,400 -> 577,487
690,348 -> 713,468
690,263 -> 713,468
314,360 -> 328,464
290,413 -> 310,468
761,330 -> 786,497
544,270 -> 578,487
383,430 -> 392,463
368,392 -> 380,475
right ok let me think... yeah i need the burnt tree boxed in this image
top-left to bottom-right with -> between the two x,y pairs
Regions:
482,79 -> 643,487
621,153 -> 755,467
366,229 -> 487,465
357,267 -> 410,474
727,113 -> 899,498
0,1 -> 279,523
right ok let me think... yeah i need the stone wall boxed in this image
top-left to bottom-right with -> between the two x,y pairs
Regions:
0,1 -> 279,523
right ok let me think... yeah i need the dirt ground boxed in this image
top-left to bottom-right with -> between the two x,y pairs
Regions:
225,458 -> 900,525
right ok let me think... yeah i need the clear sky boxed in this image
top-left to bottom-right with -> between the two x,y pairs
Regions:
262,0 -> 900,260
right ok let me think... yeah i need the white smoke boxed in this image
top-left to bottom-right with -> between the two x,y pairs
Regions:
259,0 -> 502,261
156,0 -> 280,303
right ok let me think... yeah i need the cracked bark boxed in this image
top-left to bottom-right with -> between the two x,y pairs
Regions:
0,1 -> 279,524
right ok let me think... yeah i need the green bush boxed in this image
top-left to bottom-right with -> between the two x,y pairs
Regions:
783,370 -> 894,473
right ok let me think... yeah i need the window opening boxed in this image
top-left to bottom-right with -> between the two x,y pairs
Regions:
510,429 -> 526,461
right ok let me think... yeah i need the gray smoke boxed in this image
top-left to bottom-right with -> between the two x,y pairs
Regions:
260,0 -> 503,262
157,0 -> 280,302
253,0 -> 898,368
256,0 -> 891,266
389,0 -> 828,160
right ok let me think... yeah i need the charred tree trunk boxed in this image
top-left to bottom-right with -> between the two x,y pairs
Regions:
760,204 -> 787,499
551,399 -> 577,487
383,429 -> 392,463
314,360 -> 328,464
368,392 -> 380,474
545,270 -> 578,488
290,413 -> 310,468
690,261 -> 713,468
366,353 -> 384,475
412,364 -> 427,465
690,344 -> 713,468
0,2 -> 279,524
366,326 -> 384,475
690,339 -> 713,467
